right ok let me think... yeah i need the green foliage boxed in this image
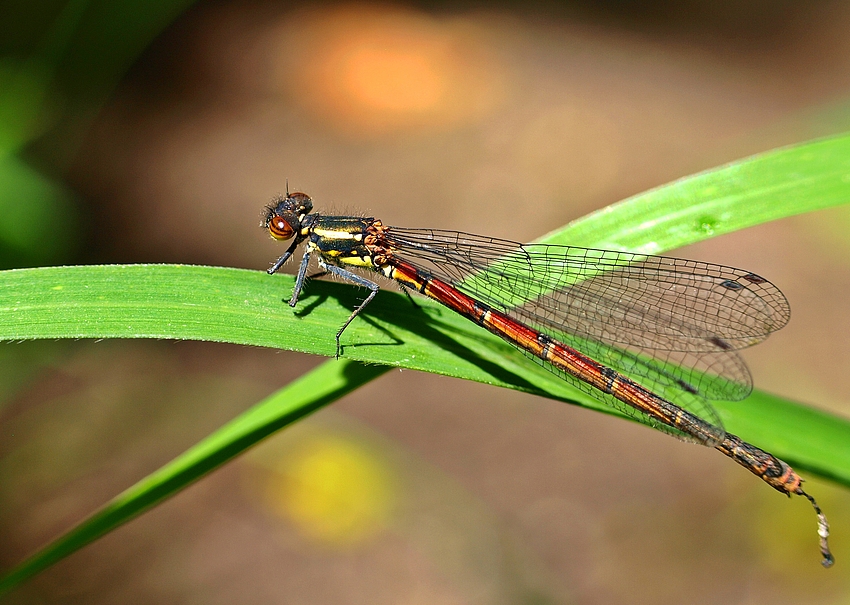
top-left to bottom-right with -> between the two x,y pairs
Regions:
1,134 -> 850,592
0,0 -> 201,268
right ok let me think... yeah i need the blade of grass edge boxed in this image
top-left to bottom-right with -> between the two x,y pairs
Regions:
0,358 -> 390,595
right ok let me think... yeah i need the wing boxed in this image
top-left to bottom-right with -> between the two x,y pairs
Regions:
383,227 -> 790,443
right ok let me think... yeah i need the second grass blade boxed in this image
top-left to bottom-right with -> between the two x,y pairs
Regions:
0,358 -> 389,595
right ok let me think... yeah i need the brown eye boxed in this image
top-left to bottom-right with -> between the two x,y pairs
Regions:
268,215 -> 295,240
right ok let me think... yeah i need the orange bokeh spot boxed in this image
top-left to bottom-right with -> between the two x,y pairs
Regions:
340,42 -> 445,114
274,5 -> 504,137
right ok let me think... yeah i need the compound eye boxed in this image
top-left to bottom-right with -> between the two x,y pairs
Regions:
288,192 -> 313,214
268,214 -> 296,240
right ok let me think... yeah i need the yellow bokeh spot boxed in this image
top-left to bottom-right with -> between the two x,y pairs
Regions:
262,432 -> 398,546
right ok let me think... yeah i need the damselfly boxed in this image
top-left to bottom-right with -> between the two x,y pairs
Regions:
263,191 -> 833,567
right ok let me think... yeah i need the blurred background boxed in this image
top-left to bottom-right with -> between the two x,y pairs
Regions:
2,1 -> 850,603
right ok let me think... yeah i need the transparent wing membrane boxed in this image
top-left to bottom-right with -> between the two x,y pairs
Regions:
386,227 -> 791,442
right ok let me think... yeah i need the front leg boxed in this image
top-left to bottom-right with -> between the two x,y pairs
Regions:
267,237 -> 301,275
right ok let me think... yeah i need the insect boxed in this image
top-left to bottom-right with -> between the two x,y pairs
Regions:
263,190 -> 833,566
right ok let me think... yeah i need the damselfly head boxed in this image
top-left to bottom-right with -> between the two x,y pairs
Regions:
263,192 -> 314,241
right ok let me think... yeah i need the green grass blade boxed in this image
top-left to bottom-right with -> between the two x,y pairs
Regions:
3,261 -> 846,484
2,133 -> 850,589
0,358 -> 388,595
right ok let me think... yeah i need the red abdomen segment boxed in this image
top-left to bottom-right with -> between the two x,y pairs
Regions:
387,259 -> 805,496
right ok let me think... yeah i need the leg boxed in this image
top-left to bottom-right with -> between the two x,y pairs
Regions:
288,248 -> 313,307
318,259 -> 380,358
267,238 -> 300,275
